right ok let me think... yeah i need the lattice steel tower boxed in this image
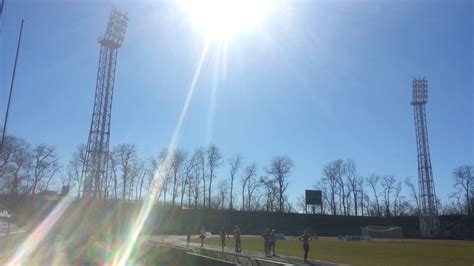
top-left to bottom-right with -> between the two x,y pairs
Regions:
411,78 -> 439,237
82,8 -> 128,197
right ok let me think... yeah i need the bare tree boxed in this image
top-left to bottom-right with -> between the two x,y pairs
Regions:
135,161 -> 147,200
112,144 -> 138,200
156,148 -> 173,203
60,173 -> 72,195
448,189 -> 464,214
228,153 -> 242,210
267,156 -> 293,212
109,151 -> 119,199
170,149 -> 186,206
441,197 -> 463,215
192,155 -> 202,208
146,155 -> 165,202
335,159 -> 348,215
193,147 -> 206,207
180,154 -> 196,208
2,137 -> 31,196
404,177 -> 419,214
241,162 -> 257,211
216,179 -> 229,209
367,174 -> 382,216
296,195 -> 307,213
392,181 -> 402,215
321,160 -> 342,215
102,158 -> 114,199
64,145 -> 87,197
357,178 -> 365,216
363,192 -> 371,216
206,144 -> 222,208
28,144 -> 59,195
396,197 -> 413,216
284,195 -> 294,213
313,181 -> 329,214
381,175 -> 396,216
128,161 -> 138,200
247,171 -> 260,211
0,135 -> 17,178
260,176 -> 278,212
345,159 -> 359,215
453,165 -> 473,215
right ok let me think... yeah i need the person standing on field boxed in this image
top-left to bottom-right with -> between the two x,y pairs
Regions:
199,226 -> 206,247
233,225 -> 242,253
298,229 -> 313,263
220,227 -> 230,251
186,232 -> 191,248
261,228 -> 271,256
269,229 -> 276,256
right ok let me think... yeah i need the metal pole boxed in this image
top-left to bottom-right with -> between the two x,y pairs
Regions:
0,19 -> 24,151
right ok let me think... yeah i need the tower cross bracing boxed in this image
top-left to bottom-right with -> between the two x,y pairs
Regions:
411,78 -> 439,238
82,8 -> 128,197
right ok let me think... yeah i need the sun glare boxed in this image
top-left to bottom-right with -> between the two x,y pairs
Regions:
180,0 -> 274,38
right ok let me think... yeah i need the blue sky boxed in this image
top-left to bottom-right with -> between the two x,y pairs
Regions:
1,0 -> 472,204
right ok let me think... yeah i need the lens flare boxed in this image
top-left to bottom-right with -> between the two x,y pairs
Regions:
109,38 -> 211,265
6,196 -> 73,265
205,43 -> 223,145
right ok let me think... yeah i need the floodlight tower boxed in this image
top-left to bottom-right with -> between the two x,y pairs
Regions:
411,78 -> 439,238
82,8 -> 128,197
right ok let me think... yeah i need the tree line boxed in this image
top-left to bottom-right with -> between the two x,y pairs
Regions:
1,133 -> 472,216
299,159 -> 473,216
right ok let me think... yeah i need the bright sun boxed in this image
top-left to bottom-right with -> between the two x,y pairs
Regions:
179,0 -> 274,38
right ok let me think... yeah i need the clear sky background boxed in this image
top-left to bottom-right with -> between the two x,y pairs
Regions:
1,0 -> 472,204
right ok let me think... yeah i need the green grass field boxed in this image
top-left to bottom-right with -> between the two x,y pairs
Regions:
194,236 -> 474,266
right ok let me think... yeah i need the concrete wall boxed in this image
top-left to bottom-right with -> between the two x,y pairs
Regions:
149,207 -> 471,239
1,196 -> 472,239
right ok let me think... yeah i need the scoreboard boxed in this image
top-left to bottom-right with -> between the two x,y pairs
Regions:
305,190 -> 322,205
